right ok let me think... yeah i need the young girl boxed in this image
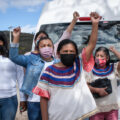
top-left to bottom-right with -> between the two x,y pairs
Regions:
32,12 -> 101,120
86,46 -> 120,120
9,11 -> 80,120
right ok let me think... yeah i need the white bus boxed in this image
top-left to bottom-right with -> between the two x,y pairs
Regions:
32,0 -> 120,60
32,0 -> 120,119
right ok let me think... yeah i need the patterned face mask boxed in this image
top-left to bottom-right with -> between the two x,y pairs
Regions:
95,58 -> 107,68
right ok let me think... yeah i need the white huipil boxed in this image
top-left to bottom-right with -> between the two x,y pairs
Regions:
0,55 -> 25,101
85,63 -> 120,113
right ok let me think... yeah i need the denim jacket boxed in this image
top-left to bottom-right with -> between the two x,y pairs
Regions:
9,43 -> 58,96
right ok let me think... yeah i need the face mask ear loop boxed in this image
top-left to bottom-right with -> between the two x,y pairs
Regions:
73,55 -> 78,71
73,61 -> 76,72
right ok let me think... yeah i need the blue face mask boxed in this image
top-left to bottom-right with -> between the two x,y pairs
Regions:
35,39 -> 39,45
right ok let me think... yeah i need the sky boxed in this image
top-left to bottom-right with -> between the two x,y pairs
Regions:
0,0 -> 120,33
0,0 -> 52,33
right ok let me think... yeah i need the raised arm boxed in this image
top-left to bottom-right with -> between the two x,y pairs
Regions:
85,12 -> 101,62
109,46 -> 120,71
54,11 -> 79,57
66,11 -> 80,33
12,27 -> 21,43
9,27 -> 28,67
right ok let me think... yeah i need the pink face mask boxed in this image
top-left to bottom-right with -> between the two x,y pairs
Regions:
39,47 -> 53,58
95,58 -> 107,68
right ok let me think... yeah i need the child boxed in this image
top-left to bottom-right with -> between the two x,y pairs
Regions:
87,46 -> 120,120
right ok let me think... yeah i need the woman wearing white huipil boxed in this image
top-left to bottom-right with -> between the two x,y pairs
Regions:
0,32 -> 25,120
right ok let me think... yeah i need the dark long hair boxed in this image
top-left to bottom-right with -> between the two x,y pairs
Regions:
57,39 -> 78,56
0,32 -> 9,57
34,31 -> 49,41
95,47 -> 110,67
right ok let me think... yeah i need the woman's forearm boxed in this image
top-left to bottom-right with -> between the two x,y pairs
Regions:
85,23 -> 98,62
112,49 -> 120,59
40,97 -> 48,120
85,12 -> 101,62
12,27 -> 21,43
87,83 -> 99,93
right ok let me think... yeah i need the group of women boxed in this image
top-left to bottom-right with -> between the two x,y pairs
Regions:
0,11 -> 120,120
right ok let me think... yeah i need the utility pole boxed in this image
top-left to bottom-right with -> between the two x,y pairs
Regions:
8,26 -> 13,44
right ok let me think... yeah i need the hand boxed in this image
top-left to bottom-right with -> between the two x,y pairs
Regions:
73,11 -> 80,21
90,12 -> 101,24
109,46 -> 116,53
13,27 -> 21,38
96,87 -> 108,97
20,101 -> 27,113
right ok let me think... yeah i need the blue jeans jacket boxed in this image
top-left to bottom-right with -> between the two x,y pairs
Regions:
9,43 -> 58,96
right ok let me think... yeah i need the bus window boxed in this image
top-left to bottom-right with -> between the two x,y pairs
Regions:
38,21 -> 120,62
